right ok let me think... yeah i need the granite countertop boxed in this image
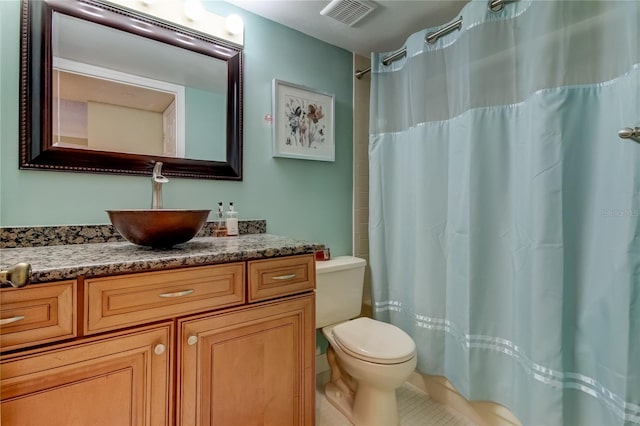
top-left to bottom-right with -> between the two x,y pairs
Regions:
0,234 -> 323,284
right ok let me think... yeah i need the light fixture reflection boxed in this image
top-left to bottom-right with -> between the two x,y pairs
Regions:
183,0 -> 204,22
225,14 -> 243,36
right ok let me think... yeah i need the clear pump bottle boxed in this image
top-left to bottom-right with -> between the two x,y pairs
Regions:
214,202 -> 227,237
225,202 -> 239,236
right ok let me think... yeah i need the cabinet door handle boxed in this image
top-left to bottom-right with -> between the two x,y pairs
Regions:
0,262 -> 31,288
159,289 -> 194,298
187,335 -> 198,346
0,315 -> 25,325
154,344 -> 166,355
273,273 -> 296,281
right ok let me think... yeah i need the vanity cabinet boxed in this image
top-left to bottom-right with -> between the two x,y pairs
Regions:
0,253 -> 316,426
1,322 -> 172,426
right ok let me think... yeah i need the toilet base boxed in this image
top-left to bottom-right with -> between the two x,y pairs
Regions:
323,344 -> 357,422
324,381 -> 355,422
324,381 -> 401,426
324,345 -> 401,426
351,383 -> 399,426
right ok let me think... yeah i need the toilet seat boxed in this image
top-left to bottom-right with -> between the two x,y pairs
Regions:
331,317 -> 416,365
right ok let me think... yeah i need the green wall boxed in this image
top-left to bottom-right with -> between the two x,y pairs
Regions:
185,88 -> 226,161
0,1 -> 354,256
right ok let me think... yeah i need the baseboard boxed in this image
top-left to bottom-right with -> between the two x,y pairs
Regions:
408,372 -> 521,426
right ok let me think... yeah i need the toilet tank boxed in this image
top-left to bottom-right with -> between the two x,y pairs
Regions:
315,256 -> 367,329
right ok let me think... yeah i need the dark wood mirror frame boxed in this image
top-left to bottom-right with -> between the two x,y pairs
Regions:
19,0 -> 243,180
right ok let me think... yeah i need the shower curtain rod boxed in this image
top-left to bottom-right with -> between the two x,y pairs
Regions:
354,16 -> 462,79
355,48 -> 406,79
355,0 -> 509,79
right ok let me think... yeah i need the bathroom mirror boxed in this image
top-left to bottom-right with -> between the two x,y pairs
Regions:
19,0 -> 243,180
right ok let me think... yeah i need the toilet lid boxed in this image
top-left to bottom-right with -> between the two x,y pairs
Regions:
332,317 -> 416,365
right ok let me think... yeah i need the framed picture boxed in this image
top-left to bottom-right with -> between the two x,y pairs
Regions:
272,79 -> 335,161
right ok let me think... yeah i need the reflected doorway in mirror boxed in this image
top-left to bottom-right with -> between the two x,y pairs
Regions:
52,58 -> 186,157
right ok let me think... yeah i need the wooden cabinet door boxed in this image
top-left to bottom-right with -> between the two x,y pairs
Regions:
1,322 -> 173,426
177,293 -> 315,426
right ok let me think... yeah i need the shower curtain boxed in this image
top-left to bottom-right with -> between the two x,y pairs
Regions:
368,1 -> 639,425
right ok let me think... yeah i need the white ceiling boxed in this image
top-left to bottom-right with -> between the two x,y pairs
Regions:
224,0 -> 470,56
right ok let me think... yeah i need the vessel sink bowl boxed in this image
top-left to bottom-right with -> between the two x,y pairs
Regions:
107,209 -> 211,248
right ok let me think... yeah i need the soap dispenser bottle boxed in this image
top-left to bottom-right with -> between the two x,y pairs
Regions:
225,202 -> 239,236
214,202 -> 227,237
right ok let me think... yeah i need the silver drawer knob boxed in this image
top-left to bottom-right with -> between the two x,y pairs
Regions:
187,335 -> 198,346
159,289 -> 194,298
272,273 -> 296,281
0,315 -> 26,326
154,344 -> 166,355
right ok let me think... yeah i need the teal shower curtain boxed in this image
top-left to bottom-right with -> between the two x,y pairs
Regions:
368,1 -> 640,425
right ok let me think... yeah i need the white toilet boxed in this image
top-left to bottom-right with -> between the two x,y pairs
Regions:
316,256 -> 417,426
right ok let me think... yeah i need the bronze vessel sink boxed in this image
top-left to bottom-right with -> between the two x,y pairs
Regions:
107,209 -> 211,248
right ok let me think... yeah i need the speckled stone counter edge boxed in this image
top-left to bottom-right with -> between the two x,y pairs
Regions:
0,220 -> 267,248
0,234 -> 323,283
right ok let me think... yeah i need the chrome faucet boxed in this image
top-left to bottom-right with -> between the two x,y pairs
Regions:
151,162 -> 169,209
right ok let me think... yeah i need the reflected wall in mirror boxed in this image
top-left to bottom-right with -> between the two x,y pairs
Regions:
20,0 -> 243,180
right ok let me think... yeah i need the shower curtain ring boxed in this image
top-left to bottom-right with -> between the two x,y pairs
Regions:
618,127 -> 640,143
488,0 -> 504,12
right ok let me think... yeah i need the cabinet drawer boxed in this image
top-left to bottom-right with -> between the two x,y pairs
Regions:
84,263 -> 244,334
0,281 -> 77,352
248,254 -> 315,302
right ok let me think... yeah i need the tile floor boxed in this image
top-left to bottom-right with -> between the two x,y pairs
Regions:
315,371 -> 475,426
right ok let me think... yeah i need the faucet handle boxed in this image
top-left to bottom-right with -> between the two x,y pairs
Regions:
151,162 -> 168,209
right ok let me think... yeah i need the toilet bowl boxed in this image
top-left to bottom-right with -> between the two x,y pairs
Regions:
322,317 -> 417,426
316,257 -> 417,426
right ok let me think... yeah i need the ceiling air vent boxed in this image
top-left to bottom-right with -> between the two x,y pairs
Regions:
320,0 -> 377,27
